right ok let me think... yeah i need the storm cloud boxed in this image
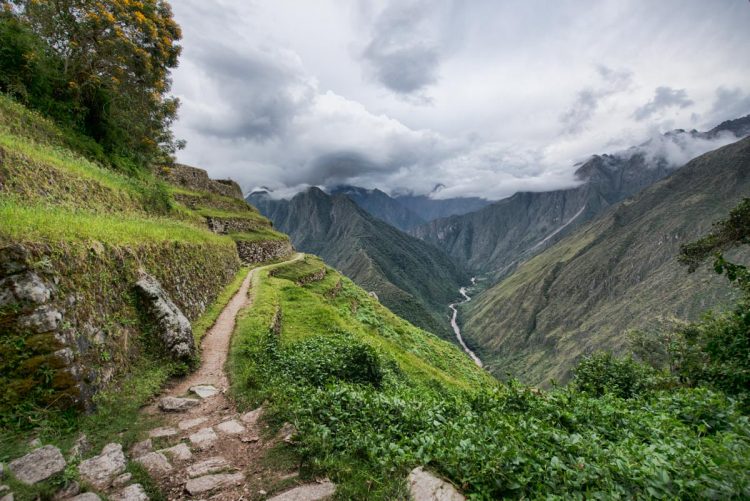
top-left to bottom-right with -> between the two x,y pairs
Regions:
360,1 -> 450,99
169,0 -> 750,201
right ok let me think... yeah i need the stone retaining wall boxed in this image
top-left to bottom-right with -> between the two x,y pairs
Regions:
160,164 -> 243,200
235,239 -> 293,264
0,241 -> 239,412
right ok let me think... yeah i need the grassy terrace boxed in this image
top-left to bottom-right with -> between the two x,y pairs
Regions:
0,198 -> 234,247
230,227 -> 290,242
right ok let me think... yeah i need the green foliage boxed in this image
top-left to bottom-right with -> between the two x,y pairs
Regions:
0,0 -> 183,169
573,352 -> 662,399
229,260 -> 750,499
278,334 -> 385,388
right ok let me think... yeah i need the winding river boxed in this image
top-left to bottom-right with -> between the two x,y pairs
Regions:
449,278 -> 484,367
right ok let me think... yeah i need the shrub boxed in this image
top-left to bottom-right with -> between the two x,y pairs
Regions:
573,352 -> 660,398
278,334 -> 384,388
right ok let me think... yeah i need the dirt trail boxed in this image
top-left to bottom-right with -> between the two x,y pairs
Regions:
136,253 -> 334,500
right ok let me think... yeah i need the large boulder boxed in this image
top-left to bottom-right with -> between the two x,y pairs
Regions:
407,467 -> 465,501
8,445 -> 66,485
134,272 -> 195,361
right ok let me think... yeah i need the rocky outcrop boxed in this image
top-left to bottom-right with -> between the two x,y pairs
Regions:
135,272 -> 195,362
407,467 -> 465,501
235,239 -> 293,264
159,164 -> 242,200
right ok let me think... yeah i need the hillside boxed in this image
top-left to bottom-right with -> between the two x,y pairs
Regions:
0,94 -> 292,418
226,252 -> 750,499
248,187 -> 467,340
462,136 -> 750,385
413,119 -> 750,277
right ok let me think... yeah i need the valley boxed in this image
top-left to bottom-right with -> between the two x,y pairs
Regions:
448,278 -> 483,367
2,2 -> 750,500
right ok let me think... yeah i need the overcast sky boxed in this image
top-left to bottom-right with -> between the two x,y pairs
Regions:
170,0 -> 750,200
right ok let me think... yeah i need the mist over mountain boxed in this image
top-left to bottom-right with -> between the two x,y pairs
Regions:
412,117 -> 750,278
328,185 -> 491,231
462,136 -> 750,385
247,187 -> 467,339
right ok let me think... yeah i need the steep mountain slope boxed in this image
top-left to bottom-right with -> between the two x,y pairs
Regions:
413,119 -> 750,277
462,137 -> 750,385
329,186 -> 426,231
395,190 -> 491,222
247,187 -> 467,339
328,185 -> 491,231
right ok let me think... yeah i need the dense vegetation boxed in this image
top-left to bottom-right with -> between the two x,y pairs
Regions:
230,252 -> 750,499
0,0 -> 182,172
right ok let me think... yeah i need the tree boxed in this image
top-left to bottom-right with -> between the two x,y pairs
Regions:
0,0 -> 183,167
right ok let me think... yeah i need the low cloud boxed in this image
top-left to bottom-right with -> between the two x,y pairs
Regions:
633,86 -> 694,121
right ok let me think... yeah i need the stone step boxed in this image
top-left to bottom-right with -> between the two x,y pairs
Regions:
189,427 -> 218,450
186,457 -> 231,478
216,419 -> 245,435
190,385 -> 220,399
185,472 -> 244,496
158,396 -> 200,412
267,480 -> 336,501
178,416 -> 209,430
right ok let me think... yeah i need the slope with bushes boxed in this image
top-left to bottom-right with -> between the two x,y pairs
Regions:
227,253 -> 750,499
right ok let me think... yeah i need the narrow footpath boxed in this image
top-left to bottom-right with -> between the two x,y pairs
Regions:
449,278 -> 484,368
134,253 -> 336,500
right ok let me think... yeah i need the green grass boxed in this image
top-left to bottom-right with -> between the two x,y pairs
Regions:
230,228 -> 290,243
193,266 -> 250,343
270,256 -> 326,283
0,197 -> 236,247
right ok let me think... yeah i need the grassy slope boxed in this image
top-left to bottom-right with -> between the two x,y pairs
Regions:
228,256 -> 750,499
463,137 -> 750,386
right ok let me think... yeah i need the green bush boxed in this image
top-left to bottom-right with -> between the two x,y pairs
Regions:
278,334 -> 384,388
573,352 -> 661,398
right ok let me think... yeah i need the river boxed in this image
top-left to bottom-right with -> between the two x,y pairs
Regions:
449,277 -> 484,367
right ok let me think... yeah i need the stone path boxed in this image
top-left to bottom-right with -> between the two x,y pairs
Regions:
133,255 -> 336,500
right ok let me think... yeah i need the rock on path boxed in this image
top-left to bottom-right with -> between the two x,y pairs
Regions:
185,473 -> 244,496
110,483 -> 149,501
408,467 -> 465,501
186,457 -> 231,478
189,427 -> 218,450
216,419 -> 245,435
267,480 -> 336,501
78,443 -> 127,490
134,452 -> 173,475
159,443 -> 192,462
8,445 -> 66,485
158,396 -> 199,412
190,384 -> 219,399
